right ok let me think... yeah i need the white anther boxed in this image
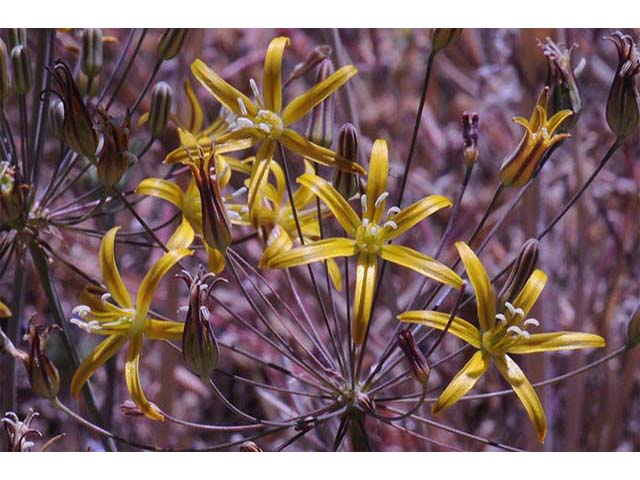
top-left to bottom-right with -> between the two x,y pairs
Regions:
199,305 -> 210,319
258,123 -> 271,134
514,307 -> 525,319
504,302 -> 516,318
495,313 -> 507,325
374,191 -> 389,209
383,220 -> 398,230
100,293 -> 112,304
236,117 -> 254,129
507,325 -> 523,337
199,284 -> 208,291
237,97 -> 248,116
70,318 -> 99,334
362,218 -> 370,227
520,330 -> 531,339
524,318 -> 540,328
227,210 -> 241,220
72,305 -> 91,318
387,206 -> 401,217
240,206 -> 249,213
620,60 -> 631,77
249,78 -> 264,106
231,186 -> 247,198
360,194 -> 368,214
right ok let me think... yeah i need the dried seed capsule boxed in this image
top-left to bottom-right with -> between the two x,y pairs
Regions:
95,108 -> 134,188
148,81 -> 173,138
25,325 -> 61,401
606,32 -> 640,139
397,330 -> 431,386
498,238 -> 539,308
430,28 -> 463,53
81,28 -> 104,77
10,45 -> 31,95
462,111 -> 479,166
542,39 -> 582,129
49,100 -> 65,140
285,44 -> 332,86
7,28 -> 27,49
305,59 -> 335,148
0,39 -> 10,101
156,29 -> 188,61
240,441 -> 263,452
332,123 -> 359,199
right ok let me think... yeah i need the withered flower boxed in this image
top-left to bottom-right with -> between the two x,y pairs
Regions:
542,39 -> 582,127
498,238 -> 539,308
397,330 -> 431,386
25,324 -> 61,400
606,32 -> 640,139
95,108 -> 135,188
1,410 -> 42,452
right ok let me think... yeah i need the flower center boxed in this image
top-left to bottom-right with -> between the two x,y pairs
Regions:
481,301 -> 539,356
70,297 -> 135,336
355,219 -> 385,254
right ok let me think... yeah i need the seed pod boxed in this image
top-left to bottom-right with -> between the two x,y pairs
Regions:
148,81 -> 173,138
81,28 -> 104,77
462,111 -> 479,166
0,39 -> 10,101
627,301 -> 640,347
397,330 -> 431,386
156,29 -> 188,61
25,325 -> 60,401
332,123 -> 359,199
542,39 -> 582,130
430,28 -> 463,53
49,100 -> 65,140
240,441 -> 263,452
7,28 -> 27,50
10,45 -> 31,95
606,32 -> 640,139
95,108 -> 134,188
305,59 -> 335,148
498,238 -> 539,308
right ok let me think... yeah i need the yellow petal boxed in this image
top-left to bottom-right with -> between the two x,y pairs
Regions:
167,216 -> 196,250
386,194 -> 452,240
247,140 -> 276,214
267,238 -> 358,269
136,178 -> 185,209
71,334 -> 127,399
282,65 -> 357,126
207,245 -> 225,274
508,332 -> 605,354
546,109 -> 573,134
184,78 -> 204,134
100,227 -> 133,308
259,226 -> 293,268
298,173 -> 361,236
455,241 -> 495,332
263,36 -> 289,113
353,253 -> 378,345
125,333 -> 164,421
145,319 -> 185,340
326,258 -> 343,292
432,350 -> 490,414
380,244 -> 463,289
494,354 -> 547,443
398,310 -> 481,348
0,300 -> 11,318
191,59 -> 258,118
366,139 -> 389,223
135,248 -> 193,322
512,269 -> 547,317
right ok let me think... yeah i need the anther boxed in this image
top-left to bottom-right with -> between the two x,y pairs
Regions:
249,78 -> 264,106
360,194 -> 368,214
524,318 -> 540,328
505,302 -> 516,318
387,206 -> 401,217
495,313 -> 507,325
374,192 -> 389,209
236,118 -> 254,129
231,186 -> 247,198
100,293 -> 112,304
237,97 -> 248,116
383,220 -> 398,230
72,305 -> 91,318
507,325 -> 523,337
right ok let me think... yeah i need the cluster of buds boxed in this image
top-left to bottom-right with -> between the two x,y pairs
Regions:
542,39 -> 582,127
606,32 -> 640,139
95,108 -> 135,188
176,267 -> 224,381
462,111 -> 479,166
332,123 -> 360,199
397,330 -> 431,386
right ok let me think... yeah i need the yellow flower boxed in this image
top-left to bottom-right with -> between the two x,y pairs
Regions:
500,88 -> 573,188
399,241 -> 606,442
70,227 -> 192,421
190,36 -> 365,216
268,139 -> 463,344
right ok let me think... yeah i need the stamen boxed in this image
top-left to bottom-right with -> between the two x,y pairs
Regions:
361,218 -> 370,227
237,97 -> 248,116
70,318 -> 100,334
523,318 -> 540,328
383,220 -> 398,230
258,123 -> 271,134
520,330 -> 531,339
504,302 -> 516,318
514,308 -> 525,319
227,210 -> 241,220
72,305 -> 91,318
495,313 -> 507,325
199,305 -> 210,319
100,293 -> 112,304
387,206 -> 401,217
249,78 -> 264,106
236,117 -> 254,129
507,325 -> 523,337
360,194 -> 368,214
374,192 -> 389,209
231,186 -> 248,198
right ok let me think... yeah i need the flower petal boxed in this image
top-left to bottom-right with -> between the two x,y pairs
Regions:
512,269 -> 547,317
398,310 -> 481,348
263,36 -> 289,113
381,244 -> 463,289
366,139 -> 389,223
247,140 -> 276,215
494,354 -> 547,443
206,246 -> 225,274
353,253 -> 378,345
455,241 -> 496,332
508,332 -> 605,354
125,333 -> 164,421
326,258 -> 343,292
136,178 -> 185,209
184,78 -> 204,134
145,319 -> 185,340
267,238 -> 357,269
297,173 -> 361,236
191,59 -> 258,118
167,216 -> 196,250
100,227 -> 133,308
282,65 -> 357,126
432,350 -> 490,414
386,195 -> 452,240
546,109 -> 573,134
71,334 -> 127,399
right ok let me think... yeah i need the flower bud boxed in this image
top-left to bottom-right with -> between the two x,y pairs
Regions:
397,330 -> 430,386
462,111 -> 479,166
10,45 -> 31,95
285,44 -> 332,86
240,441 -> 263,452
50,60 -> 99,158
498,238 -> 539,307
156,29 -> 188,61
606,32 -> 640,139
0,39 -> 10,101
81,28 -> 104,78
332,123 -> 359,199
627,301 -> 640,347
178,268 -> 221,381
25,325 -> 61,400
430,29 -> 463,53
542,39 -> 582,130
95,108 -> 134,188
49,100 -> 65,140
148,81 -> 173,138
305,59 -> 335,148
7,29 -> 27,50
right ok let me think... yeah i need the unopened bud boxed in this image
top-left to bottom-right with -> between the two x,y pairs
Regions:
332,123 -> 359,199
305,59 -> 335,148
397,330 -> 430,386
49,100 -> 65,140
543,39 -> 582,129
606,32 -> 640,139
7,29 -> 27,50
10,45 -> 31,95
627,301 -> 640,347
81,28 -> 104,77
285,45 -> 332,86
462,111 -> 479,166
156,29 -> 188,61
240,441 -> 263,452
25,325 -> 60,400
95,109 -> 134,188
498,238 -> 539,307
430,29 -> 463,53
0,39 -> 10,101
76,70 -> 100,97
148,81 -> 173,138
